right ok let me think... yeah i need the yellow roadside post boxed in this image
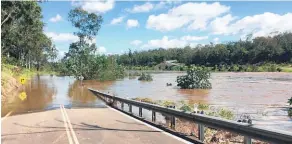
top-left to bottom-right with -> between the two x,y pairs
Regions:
19,77 -> 27,101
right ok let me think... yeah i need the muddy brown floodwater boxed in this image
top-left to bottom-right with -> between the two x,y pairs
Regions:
2,72 -> 292,131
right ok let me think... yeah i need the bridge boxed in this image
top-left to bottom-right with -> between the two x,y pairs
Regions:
2,88 -> 292,144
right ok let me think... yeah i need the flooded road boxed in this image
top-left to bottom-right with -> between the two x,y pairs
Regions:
2,72 -> 292,131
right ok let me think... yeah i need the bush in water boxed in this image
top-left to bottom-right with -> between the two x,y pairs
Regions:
138,73 -> 153,81
288,97 -> 292,105
177,66 -> 212,89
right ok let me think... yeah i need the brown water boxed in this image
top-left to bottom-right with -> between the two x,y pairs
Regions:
2,72 -> 292,131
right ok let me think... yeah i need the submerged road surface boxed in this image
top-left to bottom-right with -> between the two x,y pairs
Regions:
1,106 -> 188,144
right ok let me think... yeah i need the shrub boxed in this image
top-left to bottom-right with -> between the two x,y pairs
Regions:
177,66 -> 212,89
180,104 -> 192,112
230,64 -> 239,72
207,108 -> 234,120
171,66 -> 181,71
138,73 -> 153,81
198,103 -> 209,110
288,108 -> 292,117
162,100 -> 175,107
288,97 -> 292,105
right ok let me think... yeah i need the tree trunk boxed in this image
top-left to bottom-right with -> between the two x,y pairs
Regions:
29,54 -> 31,69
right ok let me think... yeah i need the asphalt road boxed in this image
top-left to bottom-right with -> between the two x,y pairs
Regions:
2,106 -> 188,144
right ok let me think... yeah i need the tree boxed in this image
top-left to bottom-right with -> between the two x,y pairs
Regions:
116,32 -> 292,68
68,8 -> 102,41
63,7 -> 124,80
1,1 -> 56,69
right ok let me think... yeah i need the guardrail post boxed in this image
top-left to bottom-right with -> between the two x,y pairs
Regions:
198,124 -> 204,142
139,107 -> 142,117
152,111 -> 156,122
129,104 -> 132,114
121,102 -> 124,110
244,136 -> 251,144
170,105 -> 176,130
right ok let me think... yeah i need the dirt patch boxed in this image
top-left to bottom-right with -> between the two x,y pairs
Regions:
1,71 -> 23,105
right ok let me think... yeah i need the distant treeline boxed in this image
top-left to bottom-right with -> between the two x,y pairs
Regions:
117,33 -> 292,67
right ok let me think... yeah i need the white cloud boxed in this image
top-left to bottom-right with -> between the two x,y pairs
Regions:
79,0 -> 114,13
45,32 -> 78,42
110,16 -> 124,25
126,2 -> 154,13
49,14 -> 62,23
125,2 -> 169,13
147,14 -> 190,31
130,40 -> 142,46
146,2 -> 230,31
211,12 -> 292,37
127,19 -> 139,28
213,37 -> 220,44
210,14 -> 237,35
141,35 -> 207,49
97,46 -> 107,54
180,36 -> 208,41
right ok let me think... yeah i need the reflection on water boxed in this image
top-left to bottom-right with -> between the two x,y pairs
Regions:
1,75 -> 109,116
68,80 -> 114,107
1,75 -> 55,116
2,72 -> 292,131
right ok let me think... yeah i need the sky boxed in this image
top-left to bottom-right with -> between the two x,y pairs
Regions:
40,1 -> 292,58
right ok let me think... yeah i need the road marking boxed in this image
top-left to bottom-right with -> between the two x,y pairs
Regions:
52,132 -> 66,144
1,111 -> 13,121
106,105 -> 192,144
62,105 -> 80,144
60,105 -> 73,144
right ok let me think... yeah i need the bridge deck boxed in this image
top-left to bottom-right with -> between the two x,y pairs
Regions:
2,107 -> 187,144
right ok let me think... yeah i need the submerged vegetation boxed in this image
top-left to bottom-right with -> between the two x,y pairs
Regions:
288,97 -> 292,117
138,73 -> 153,81
53,8 -> 125,80
177,66 -> 212,89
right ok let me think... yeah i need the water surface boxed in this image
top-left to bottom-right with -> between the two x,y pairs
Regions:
2,72 -> 292,131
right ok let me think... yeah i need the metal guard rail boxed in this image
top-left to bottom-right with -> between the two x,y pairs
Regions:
88,88 -> 292,144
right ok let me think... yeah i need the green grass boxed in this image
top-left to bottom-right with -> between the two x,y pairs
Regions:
2,64 -> 57,86
281,66 -> 292,72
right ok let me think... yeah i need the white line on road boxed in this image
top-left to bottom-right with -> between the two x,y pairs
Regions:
62,105 -> 80,144
60,105 -> 73,144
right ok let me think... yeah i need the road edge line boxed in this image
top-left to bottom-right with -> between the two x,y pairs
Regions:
60,105 -> 74,144
105,105 -> 192,144
62,105 -> 80,144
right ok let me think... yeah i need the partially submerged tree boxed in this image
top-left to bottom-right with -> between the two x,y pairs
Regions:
138,73 -> 153,81
177,66 -> 212,89
63,7 -> 124,80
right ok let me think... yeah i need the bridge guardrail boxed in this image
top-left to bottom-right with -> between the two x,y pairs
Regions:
88,88 -> 292,144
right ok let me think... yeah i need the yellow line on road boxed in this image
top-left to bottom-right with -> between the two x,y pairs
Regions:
62,105 -> 80,144
60,105 -> 73,144
1,111 -> 13,121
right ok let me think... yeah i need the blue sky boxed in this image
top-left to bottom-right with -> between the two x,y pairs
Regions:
40,1 -> 292,58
